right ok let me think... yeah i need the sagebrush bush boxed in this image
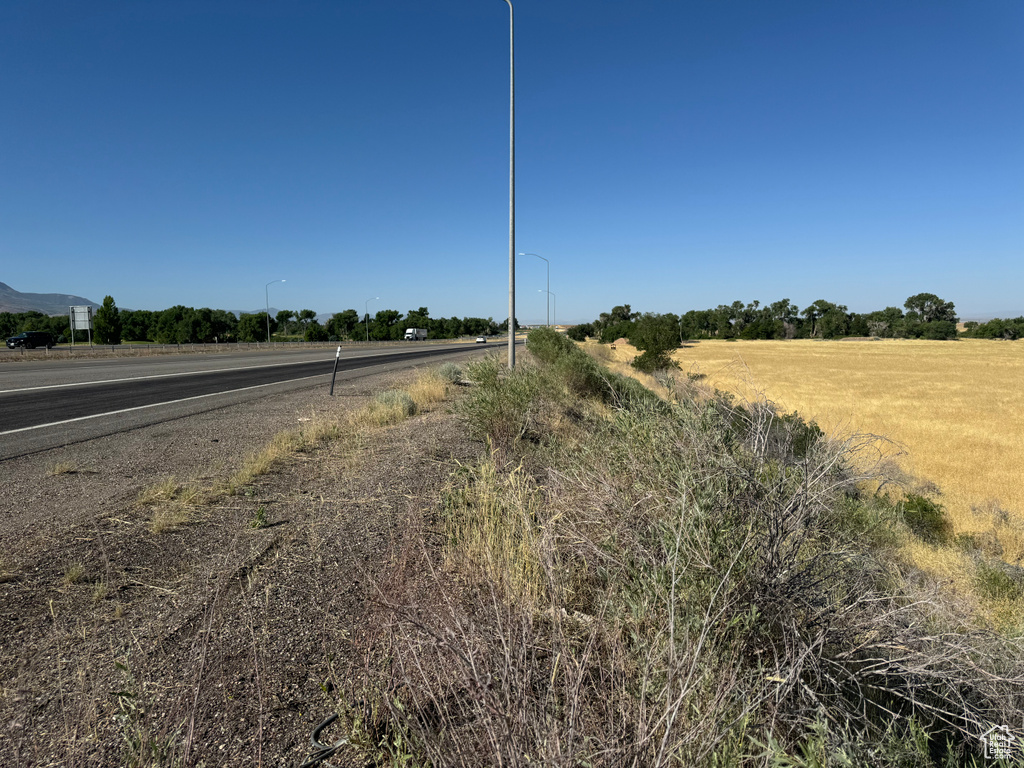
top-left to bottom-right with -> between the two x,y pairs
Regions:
437,362 -> 462,383
363,389 -> 417,426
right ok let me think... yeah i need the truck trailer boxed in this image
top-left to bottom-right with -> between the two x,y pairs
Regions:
403,328 -> 428,341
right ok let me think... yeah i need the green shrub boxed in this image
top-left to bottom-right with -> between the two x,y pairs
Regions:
525,326 -> 576,364
630,349 -> 677,373
565,322 -> 593,341
460,357 -> 541,455
900,493 -> 953,543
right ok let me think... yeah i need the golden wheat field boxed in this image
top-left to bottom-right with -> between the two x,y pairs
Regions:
659,338 -> 1024,568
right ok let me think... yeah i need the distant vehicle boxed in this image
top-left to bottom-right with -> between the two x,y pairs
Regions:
475,336 -> 487,343
403,328 -> 428,341
6,331 -> 55,350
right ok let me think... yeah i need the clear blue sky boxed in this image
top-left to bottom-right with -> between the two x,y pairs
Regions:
2,1 -> 1021,324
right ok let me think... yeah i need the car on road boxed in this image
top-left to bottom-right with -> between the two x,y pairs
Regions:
475,336 -> 487,343
6,331 -> 56,349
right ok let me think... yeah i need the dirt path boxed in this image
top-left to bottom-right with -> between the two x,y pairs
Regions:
0,368 -> 480,766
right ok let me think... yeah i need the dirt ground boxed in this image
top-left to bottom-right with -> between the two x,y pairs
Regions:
0,367 -> 481,767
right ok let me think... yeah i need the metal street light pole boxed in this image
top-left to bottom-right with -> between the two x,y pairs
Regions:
502,0 -> 515,368
519,252 -> 549,326
265,279 -> 285,343
364,297 -> 378,343
539,289 -> 556,327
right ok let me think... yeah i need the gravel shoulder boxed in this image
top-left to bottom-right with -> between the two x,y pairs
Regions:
0,365 -> 482,766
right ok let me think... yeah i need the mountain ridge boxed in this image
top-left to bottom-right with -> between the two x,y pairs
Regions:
0,282 -> 101,316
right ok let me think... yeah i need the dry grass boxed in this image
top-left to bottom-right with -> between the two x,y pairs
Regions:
667,339 -> 1024,563
406,368 -> 449,410
47,461 -> 80,476
136,477 -> 182,507
442,460 -> 547,609
62,562 -> 86,586
149,503 -> 196,534
136,365 -> 454,535
350,390 -> 418,429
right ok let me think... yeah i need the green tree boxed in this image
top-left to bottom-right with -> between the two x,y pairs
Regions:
155,306 -> 187,343
237,312 -> 274,342
864,306 -> 904,338
904,293 -> 957,324
326,309 -> 360,340
964,317 -> 1024,340
121,309 -> 156,341
304,320 -> 329,342
0,312 -> 18,338
919,320 -> 958,340
369,309 -> 402,340
566,323 -> 594,342
404,306 -> 430,329
276,310 -> 294,336
801,300 -> 846,338
93,296 -> 123,345
818,307 -> 850,339
297,309 -> 317,334
209,309 -> 238,342
628,313 -> 681,372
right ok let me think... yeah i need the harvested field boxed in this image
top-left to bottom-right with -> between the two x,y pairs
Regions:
665,338 -> 1024,565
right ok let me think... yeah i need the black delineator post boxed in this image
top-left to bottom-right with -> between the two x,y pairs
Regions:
329,346 -> 341,396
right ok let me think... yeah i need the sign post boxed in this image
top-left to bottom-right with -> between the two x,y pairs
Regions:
69,306 -> 93,347
329,346 -> 341,396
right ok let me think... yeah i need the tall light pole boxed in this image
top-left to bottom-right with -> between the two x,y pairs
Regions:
502,0 -> 515,368
364,296 -> 378,343
539,289 -> 556,327
265,279 -> 285,343
519,252 -> 548,326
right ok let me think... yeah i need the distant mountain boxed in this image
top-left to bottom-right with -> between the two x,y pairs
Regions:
0,282 -> 100,315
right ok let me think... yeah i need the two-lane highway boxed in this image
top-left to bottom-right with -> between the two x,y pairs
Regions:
0,342 -> 499,459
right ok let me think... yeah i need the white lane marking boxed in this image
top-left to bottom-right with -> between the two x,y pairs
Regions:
0,373 -> 328,436
0,349 -> 408,395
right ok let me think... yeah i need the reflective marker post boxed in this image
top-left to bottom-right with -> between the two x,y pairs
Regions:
329,346 -> 341,396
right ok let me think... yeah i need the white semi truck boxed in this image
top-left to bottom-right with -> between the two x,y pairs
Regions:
403,328 -> 428,341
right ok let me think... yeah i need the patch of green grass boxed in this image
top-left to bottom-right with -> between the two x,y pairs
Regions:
249,505 -> 269,530
901,493 -> 953,543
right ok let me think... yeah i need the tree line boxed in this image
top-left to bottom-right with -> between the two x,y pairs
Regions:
961,317 -> 1024,340
0,298 -> 507,345
568,293 -> 968,346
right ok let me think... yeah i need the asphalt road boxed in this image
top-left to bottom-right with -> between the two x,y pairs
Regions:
0,342 -> 497,460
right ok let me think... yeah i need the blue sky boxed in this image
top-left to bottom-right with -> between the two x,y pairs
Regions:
2,1 -> 1021,324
